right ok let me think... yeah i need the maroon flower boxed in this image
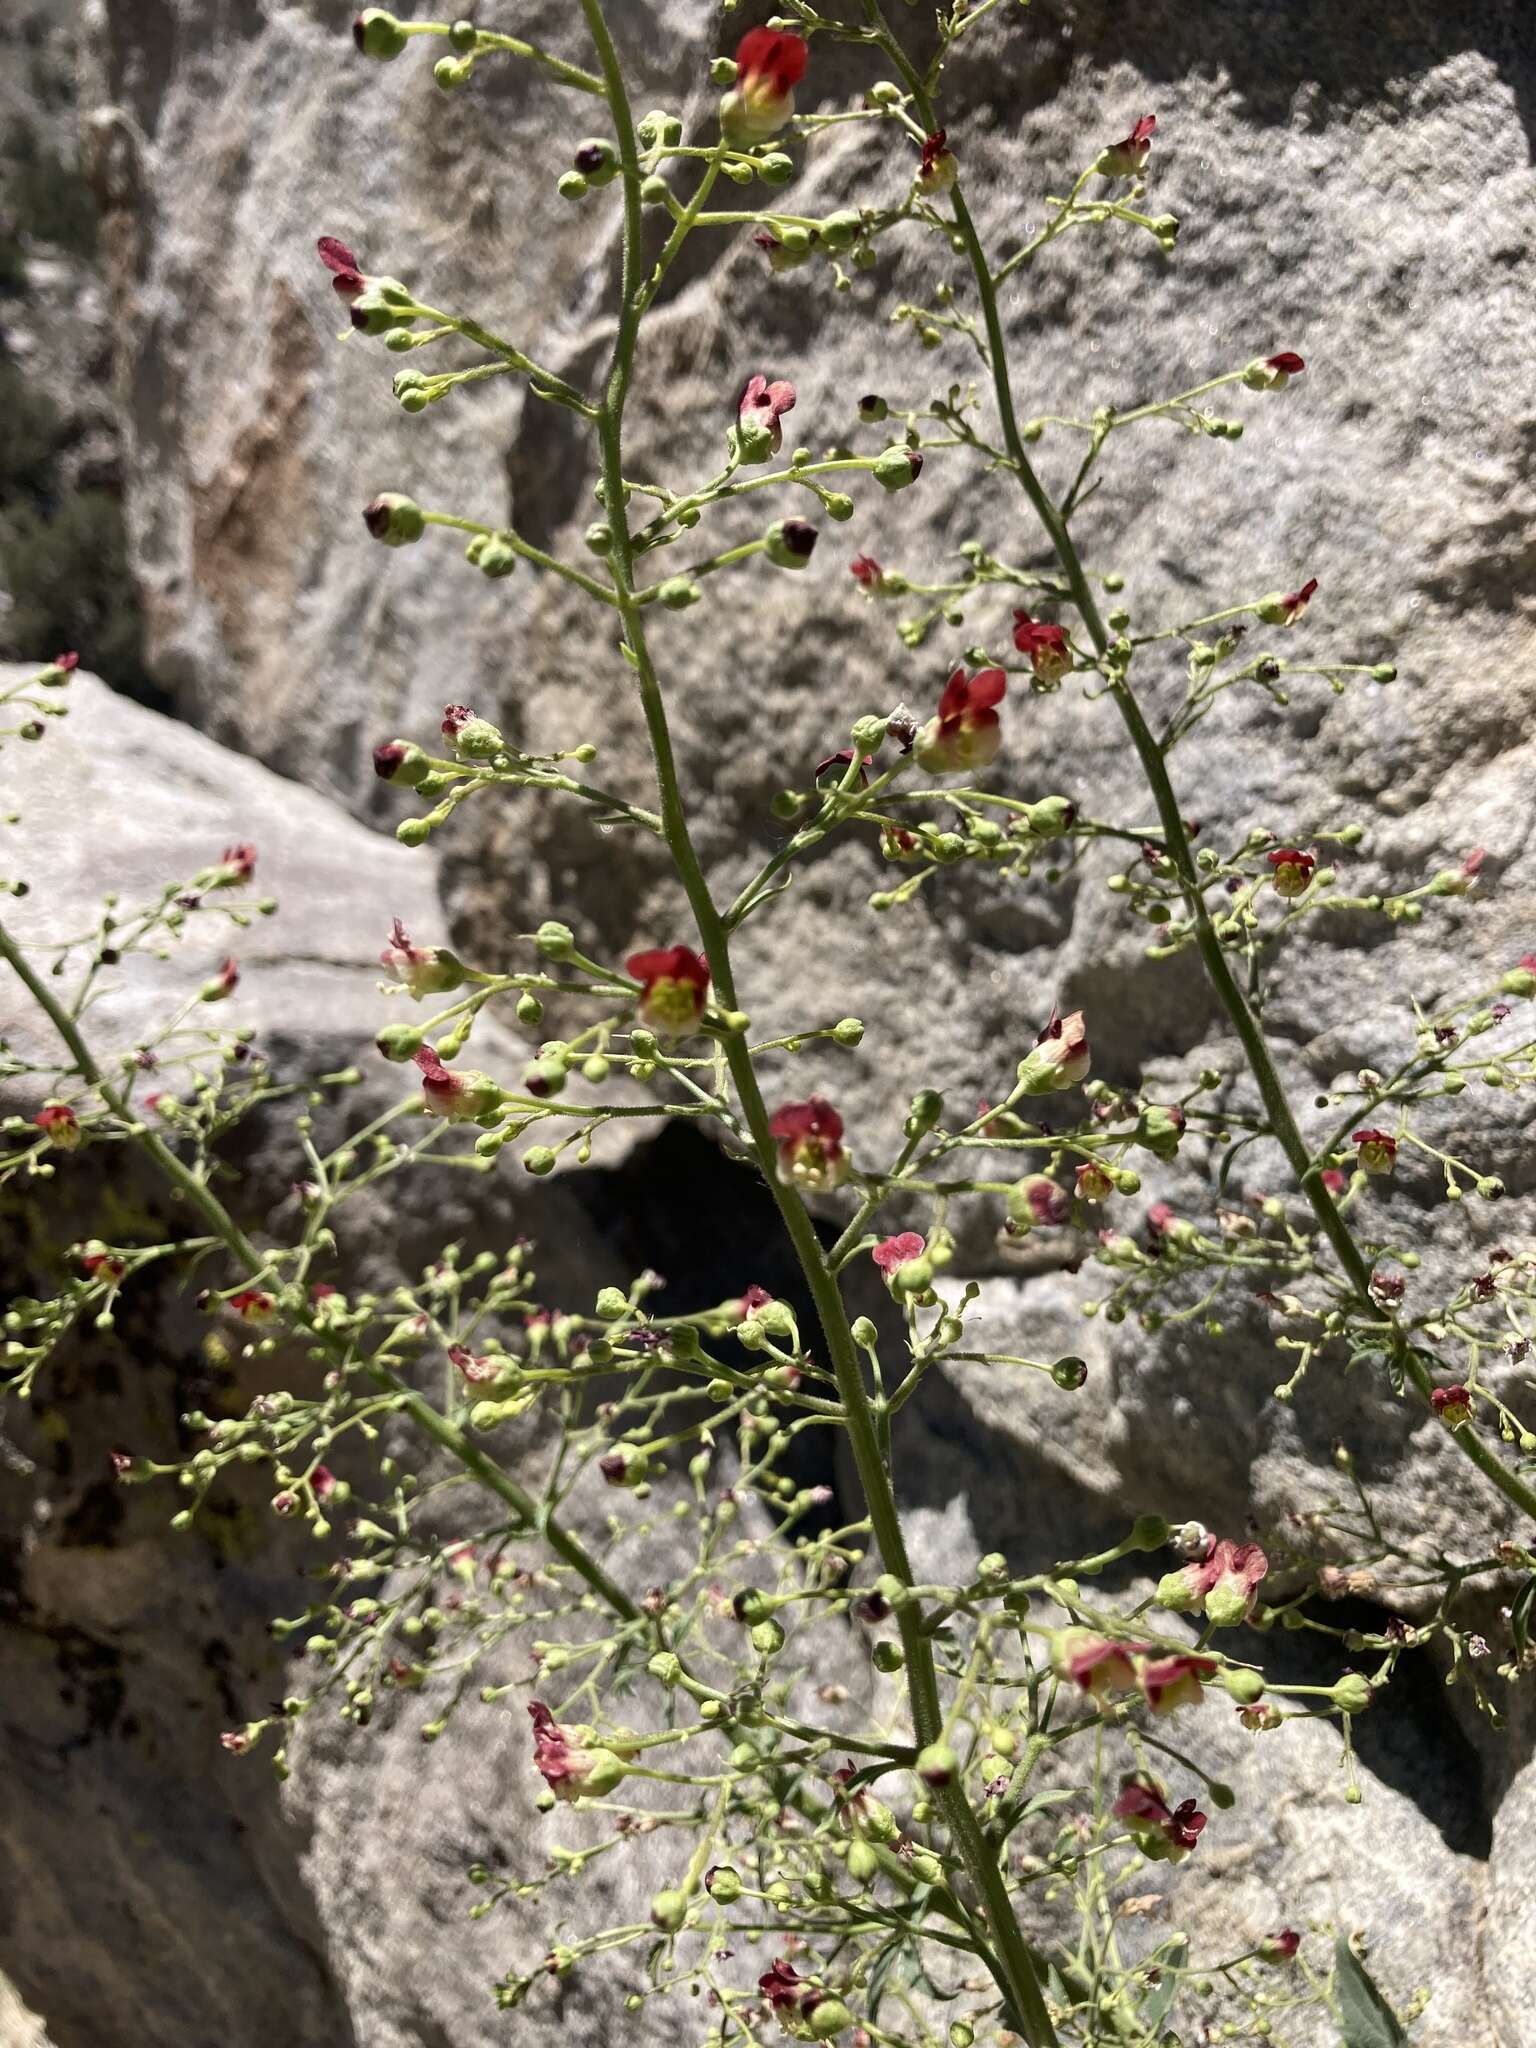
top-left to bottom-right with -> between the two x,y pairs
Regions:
1261,577 -> 1318,626
201,956 -> 240,1002
1053,1631 -> 1142,1699
1114,1776 -> 1205,1860
1352,1128 -> 1397,1176
849,554 -> 884,591
914,667 -> 1007,774
527,1700 -> 627,1801
1260,1929 -> 1302,1964
1320,1166 -> 1347,1195
738,374 -> 797,457
1012,610 -> 1071,686
1100,114 -> 1157,177
1267,352 -> 1305,376
81,1247 -> 127,1282
916,128 -> 958,195
317,234 -> 367,299
312,1466 -> 337,1499
1266,847 -> 1315,899
740,1283 -> 774,1317
412,1044 -> 502,1124
1017,1009 -> 1091,1094
449,1343 -> 499,1383
380,917 -> 464,999
211,843 -> 256,887
1157,1537 -> 1268,1626
1139,1652 -> 1217,1716
627,945 -> 711,1040
1012,1174 -> 1071,1227
1431,1383 -> 1474,1428
769,1097 -> 849,1191
51,650 -> 80,674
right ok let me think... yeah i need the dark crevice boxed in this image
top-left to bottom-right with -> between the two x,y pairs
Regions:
1233,1593 -> 1493,1859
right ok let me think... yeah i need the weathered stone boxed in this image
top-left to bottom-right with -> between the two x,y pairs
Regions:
8,1 -> 1534,2042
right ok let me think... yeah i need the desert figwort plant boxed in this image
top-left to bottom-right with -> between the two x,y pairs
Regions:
6,8 -> 1536,2045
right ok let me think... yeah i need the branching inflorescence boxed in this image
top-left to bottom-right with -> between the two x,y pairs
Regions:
6,7 -> 1536,2045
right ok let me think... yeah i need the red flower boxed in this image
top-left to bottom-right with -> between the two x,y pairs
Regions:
1261,577 -> 1318,626
229,1288 -> 276,1324
1100,113 -> 1156,177
200,957 -> 240,1003
759,1959 -> 814,2016
914,667 -> 1006,774
916,128 -> 958,195
1016,1009 -> 1091,1094
1113,1776 -> 1205,1860
722,28 -> 808,143
1266,847 -> 1315,899
1011,1174 -> 1071,1228
312,1466 -> 337,1499
1157,1537 -> 1268,1626
380,918 -> 464,999
872,1231 -> 925,1275
1352,1128 -> 1397,1175
1012,610 -> 1071,686
527,1700 -> 628,1801
1053,1631 -> 1141,1699
1246,351 -> 1306,391
81,1246 -> 127,1282
1075,1161 -> 1114,1203
769,1097 -> 849,1191
412,1044 -> 502,1123
737,374 -> 797,457
627,944 -> 710,1040
1431,1383 -> 1474,1428
449,1343 -> 499,1383
1139,1652 -> 1217,1716
1267,352 -> 1305,375
211,843 -> 256,888
317,234 -> 367,299
33,1103 -> 81,1150
849,554 -> 884,591
1321,1166 -> 1347,1195
1259,1929 -> 1302,1965
51,650 -> 80,674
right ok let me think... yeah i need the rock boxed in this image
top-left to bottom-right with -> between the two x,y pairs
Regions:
17,0 -> 1536,2042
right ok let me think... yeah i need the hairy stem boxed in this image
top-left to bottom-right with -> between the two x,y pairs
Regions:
577,4 -> 1057,2038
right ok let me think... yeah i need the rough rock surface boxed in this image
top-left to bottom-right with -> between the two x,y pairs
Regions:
7,0 -> 1535,2043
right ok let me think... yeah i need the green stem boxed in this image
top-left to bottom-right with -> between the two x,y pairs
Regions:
866,3 -> 1536,1530
0,918 -> 639,1619
576,7 -> 1057,2040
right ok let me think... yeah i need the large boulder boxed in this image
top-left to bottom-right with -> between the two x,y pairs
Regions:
17,0 -> 1536,2041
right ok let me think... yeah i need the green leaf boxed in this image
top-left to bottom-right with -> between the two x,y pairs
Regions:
1333,1936 -> 1407,2047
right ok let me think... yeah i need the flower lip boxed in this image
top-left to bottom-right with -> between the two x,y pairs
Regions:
871,1231 -> 925,1274
770,1097 -> 844,1146
626,945 -> 710,993
735,27 -> 809,94
317,234 -> 366,296
1266,351 -> 1306,374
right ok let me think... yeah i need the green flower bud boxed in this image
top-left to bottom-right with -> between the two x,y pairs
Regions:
872,1640 -> 905,1673
535,921 -> 575,960
433,55 -> 472,90
362,493 -> 425,546
657,575 -> 702,610
522,1146 -> 557,1176
1330,1673 -> 1373,1714
873,444 -> 923,492
751,1618 -> 786,1657
376,1021 -> 424,1062
353,9 -> 408,59
916,1741 -> 957,1786
474,537 -> 517,578
832,1017 -> 864,1045
1024,795 -> 1077,840
758,150 -> 795,185
705,1864 -> 742,1901
847,1840 -> 878,1882
765,518 -> 819,569
808,2001 -> 853,2040
596,1286 -> 629,1322
1051,1355 -> 1088,1390
820,210 -> 861,250
849,1315 -> 878,1347
650,1889 -> 687,1931
1223,1667 -> 1266,1705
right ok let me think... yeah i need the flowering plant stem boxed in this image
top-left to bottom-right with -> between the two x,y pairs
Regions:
574,5 -> 1058,2038
862,0 -> 1536,1530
